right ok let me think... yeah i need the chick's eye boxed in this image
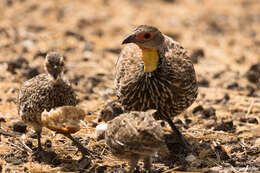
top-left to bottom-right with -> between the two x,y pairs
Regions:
144,33 -> 151,39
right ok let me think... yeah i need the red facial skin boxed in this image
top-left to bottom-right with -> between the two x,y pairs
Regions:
134,32 -> 156,50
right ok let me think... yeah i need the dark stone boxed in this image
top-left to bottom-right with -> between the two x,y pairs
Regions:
33,51 -> 47,59
95,165 -> 108,173
202,107 -> 216,118
70,74 -> 84,85
25,140 -> 33,149
104,48 -> 121,54
27,25 -> 45,32
198,78 -> 210,87
215,93 -> 230,104
163,0 -> 176,3
83,95 -> 89,100
7,57 -> 28,74
65,155 -> 72,160
77,18 -> 91,30
92,29 -> 104,37
0,117 -> 6,122
214,145 -> 230,160
13,121 -> 27,133
215,121 -> 235,132
213,70 -> 225,79
78,157 -> 91,169
84,75 -> 104,93
24,167 -> 28,172
65,30 -> 85,41
83,41 -> 95,52
246,85 -> 255,96
32,150 -> 58,165
185,118 -> 192,124
6,97 -> 16,103
160,121 -> 166,127
6,0 -> 13,6
174,119 -> 184,125
22,66 -> 40,79
248,118 -> 258,124
29,133 -> 38,139
91,122 -> 98,128
82,57 -> 89,62
227,82 -> 240,90
239,117 -> 247,123
45,139 -> 52,148
64,47 -> 76,52
190,48 -> 205,64
5,157 -> 23,165
236,56 -> 246,64
192,105 -> 204,114
246,63 -> 260,84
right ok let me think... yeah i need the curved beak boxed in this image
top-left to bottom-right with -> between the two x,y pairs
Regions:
52,66 -> 59,80
53,72 -> 58,80
122,34 -> 135,44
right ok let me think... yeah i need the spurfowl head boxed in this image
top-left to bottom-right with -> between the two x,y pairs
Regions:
122,25 -> 165,72
122,25 -> 164,49
45,52 -> 65,80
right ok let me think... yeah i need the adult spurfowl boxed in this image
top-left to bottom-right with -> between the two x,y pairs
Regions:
115,25 -> 198,149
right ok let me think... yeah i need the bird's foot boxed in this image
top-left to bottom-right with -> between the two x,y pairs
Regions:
64,133 -> 100,159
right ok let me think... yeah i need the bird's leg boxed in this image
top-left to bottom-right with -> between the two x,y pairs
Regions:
143,156 -> 152,172
36,131 -> 43,151
32,130 -> 44,157
166,119 -> 191,152
129,157 -> 139,173
63,133 -> 95,158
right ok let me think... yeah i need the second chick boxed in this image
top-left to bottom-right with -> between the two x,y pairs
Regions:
105,110 -> 167,172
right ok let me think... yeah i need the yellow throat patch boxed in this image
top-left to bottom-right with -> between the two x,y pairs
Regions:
141,48 -> 159,72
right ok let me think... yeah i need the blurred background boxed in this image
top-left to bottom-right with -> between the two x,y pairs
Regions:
0,0 -> 259,172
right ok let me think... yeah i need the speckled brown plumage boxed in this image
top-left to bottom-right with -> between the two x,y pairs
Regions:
17,52 -> 80,152
116,25 -> 198,149
105,110 -> 167,172
99,100 -> 124,122
18,74 -> 77,130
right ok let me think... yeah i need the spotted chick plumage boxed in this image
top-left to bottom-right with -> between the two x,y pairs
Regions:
105,110 -> 167,172
18,52 -> 78,151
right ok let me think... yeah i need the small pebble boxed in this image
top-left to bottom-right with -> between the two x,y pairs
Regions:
202,107 -> 216,118
198,77 -> 210,87
214,121 -> 235,132
78,157 -> 91,169
185,154 -> 196,162
192,105 -> 204,114
45,139 -> 52,148
13,121 -> 27,133
0,117 -> 6,122
95,123 -> 108,140
25,140 -> 33,149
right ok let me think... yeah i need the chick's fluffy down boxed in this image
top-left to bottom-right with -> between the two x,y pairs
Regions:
41,106 -> 85,134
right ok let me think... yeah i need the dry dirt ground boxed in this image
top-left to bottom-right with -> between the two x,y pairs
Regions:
0,0 -> 259,172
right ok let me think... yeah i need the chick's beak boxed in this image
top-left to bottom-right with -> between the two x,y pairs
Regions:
52,66 -> 59,80
122,34 -> 135,44
53,72 -> 58,80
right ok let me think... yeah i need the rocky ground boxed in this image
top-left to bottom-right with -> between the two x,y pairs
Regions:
0,0 -> 259,172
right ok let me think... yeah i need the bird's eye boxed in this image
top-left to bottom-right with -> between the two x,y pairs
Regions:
144,33 -> 151,39
136,32 -> 155,42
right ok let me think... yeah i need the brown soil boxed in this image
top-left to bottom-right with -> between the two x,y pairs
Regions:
0,0 -> 259,172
